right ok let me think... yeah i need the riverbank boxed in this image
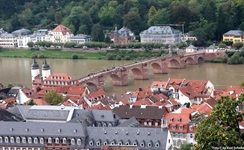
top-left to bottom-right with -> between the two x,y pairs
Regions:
0,49 -> 166,60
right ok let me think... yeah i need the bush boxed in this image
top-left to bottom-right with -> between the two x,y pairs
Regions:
233,42 -> 243,50
38,54 -> 45,58
218,42 -> 227,48
124,56 -> 131,60
106,53 -> 115,60
72,54 -> 79,59
227,55 -> 242,64
65,42 -> 77,48
116,55 -> 122,60
31,54 -> 37,59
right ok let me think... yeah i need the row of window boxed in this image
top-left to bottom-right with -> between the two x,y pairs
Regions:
143,121 -> 159,126
2,147 -> 39,150
88,139 -> 161,148
0,137 -> 82,146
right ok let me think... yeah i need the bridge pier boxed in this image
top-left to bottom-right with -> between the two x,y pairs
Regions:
131,63 -> 149,80
112,71 -> 129,86
152,62 -> 168,74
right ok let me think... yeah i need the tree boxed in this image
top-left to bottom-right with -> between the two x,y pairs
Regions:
233,42 -> 243,50
98,6 -> 117,27
194,95 -> 244,149
179,144 -> 193,150
27,42 -> 34,48
45,90 -> 64,105
148,6 -> 157,26
91,24 -> 104,42
27,99 -> 36,105
64,42 -> 77,48
218,42 -> 227,48
123,11 -> 143,35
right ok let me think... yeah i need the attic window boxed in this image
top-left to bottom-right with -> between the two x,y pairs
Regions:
190,126 -> 193,130
179,126 -> 183,130
177,118 -> 181,122
169,118 -> 173,122
172,126 -> 176,130
73,129 -> 77,133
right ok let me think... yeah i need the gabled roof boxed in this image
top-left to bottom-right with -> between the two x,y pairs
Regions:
186,45 -> 196,49
0,108 -> 24,121
223,30 -> 243,36
51,24 -> 73,35
7,105 -> 78,122
113,105 -> 168,119
117,117 -> 142,127
45,73 -> 77,82
86,127 -> 168,149
70,34 -> 91,39
0,122 -> 87,138
67,85 -> 86,95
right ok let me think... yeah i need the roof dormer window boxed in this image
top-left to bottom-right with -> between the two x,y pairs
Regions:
190,126 -> 193,130
172,126 -> 176,130
179,126 -> 183,130
169,118 -> 173,122
177,118 -> 181,122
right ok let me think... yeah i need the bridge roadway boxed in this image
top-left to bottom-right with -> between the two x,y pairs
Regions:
77,51 -> 216,88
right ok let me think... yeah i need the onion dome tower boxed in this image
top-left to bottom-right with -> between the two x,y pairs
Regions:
31,59 -> 40,82
42,59 -> 51,80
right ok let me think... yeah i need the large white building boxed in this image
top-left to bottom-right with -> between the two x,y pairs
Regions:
0,33 -> 17,48
140,26 -> 182,45
49,24 -> 73,43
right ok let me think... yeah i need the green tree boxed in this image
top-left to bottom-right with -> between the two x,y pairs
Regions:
27,42 -> 34,48
148,6 -> 157,26
91,24 -> 104,42
194,95 -> 244,149
233,42 -> 243,50
179,144 -> 193,150
27,99 -> 36,105
218,42 -> 227,48
64,42 -> 77,48
45,90 -> 64,105
98,6 -> 117,27
72,54 -> 79,59
123,11 -> 142,35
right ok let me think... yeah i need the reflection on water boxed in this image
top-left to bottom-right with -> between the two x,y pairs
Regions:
0,58 -> 244,94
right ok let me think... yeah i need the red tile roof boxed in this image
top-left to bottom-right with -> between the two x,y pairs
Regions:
192,103 -> 212,115
51,24 -> 73,35
221,86 -> 244,99
67,86 -> 86,95
25,99 -> 50,105
45,73 -> 77,82
4,97 -> 16,103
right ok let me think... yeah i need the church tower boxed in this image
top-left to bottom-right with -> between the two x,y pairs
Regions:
42,59 -> 51,80
31,59 -> 40,82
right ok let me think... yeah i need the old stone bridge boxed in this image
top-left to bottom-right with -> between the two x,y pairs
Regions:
78,51 -> 224,89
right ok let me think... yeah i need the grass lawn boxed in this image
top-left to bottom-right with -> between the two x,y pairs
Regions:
0,49 -> 106,59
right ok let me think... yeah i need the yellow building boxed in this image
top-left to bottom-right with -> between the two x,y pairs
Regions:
223,30 -> 244,43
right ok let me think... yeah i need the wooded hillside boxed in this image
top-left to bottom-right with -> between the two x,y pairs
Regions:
0,0 -> 243,42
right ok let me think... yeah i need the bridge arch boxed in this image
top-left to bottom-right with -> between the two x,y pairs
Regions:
151,62 -> 162,70
185,57 -> 195,65
198,57 -> 204,63
85,82 -> 98,89
131,67 -> 144,79
169,59 -> 181,68
110,74 -> 122,81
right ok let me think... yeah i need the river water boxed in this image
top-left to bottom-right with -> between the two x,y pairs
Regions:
0,58 -> 244,94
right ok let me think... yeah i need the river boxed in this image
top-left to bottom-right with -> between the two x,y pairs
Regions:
0,58 -> 244,94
